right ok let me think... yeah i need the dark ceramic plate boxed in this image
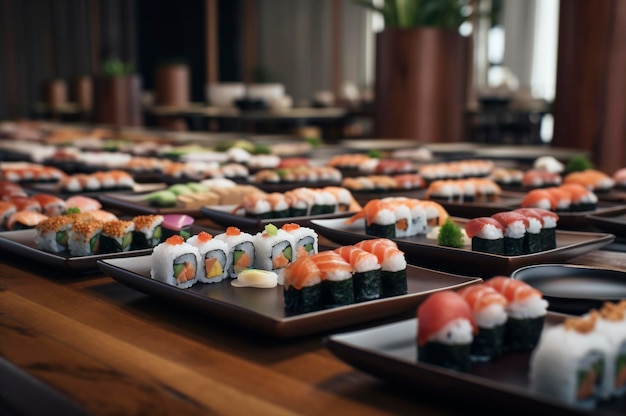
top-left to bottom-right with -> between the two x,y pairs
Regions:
0,229 -> 152,272
511,264 -> 626,314
324,313 -> 624,415
97,255 -> 481,338
586,212 -> 626,238
98,191 -> 205,217
200,204 -> 356,233
309,217 -> 614,278
26,182 -> 166,200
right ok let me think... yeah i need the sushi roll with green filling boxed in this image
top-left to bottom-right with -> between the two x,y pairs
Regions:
68,220 -> 104,256
334,245 -> 381,302
491,211 -> 528,256
34,215 -> 74,253
417,291 -> 477,372
514,208 -> 544,253
486,276 -> 549,351
281,223 -> 318,258
310,251 -> 354,308
355,238 -> 407,297
253,224 -> 295,274
465,217 -> 505,255
593,301 -> 626,399
187,231 -> 230,284
530,313 -> 611,409
215,226 -> 255,277
131,214 -> 164,249
150,235 -> 200,288
99,219 -> 135,253
458,284 -> 508,361
282,255 -> 323,314
146,190 -> 177,207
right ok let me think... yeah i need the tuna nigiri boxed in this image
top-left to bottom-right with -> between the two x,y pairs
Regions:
465,217 -> 505,255
491,211 -> 529,256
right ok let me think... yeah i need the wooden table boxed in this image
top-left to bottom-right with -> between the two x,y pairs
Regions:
1,233 -> 624,415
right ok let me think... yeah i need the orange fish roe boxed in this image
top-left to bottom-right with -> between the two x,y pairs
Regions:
196,231 -> 213,242
225,226 -> 241,236
166,235 -> 185,245
282,223 -> 300,232
133,214 -> 163,231
563,311 -> 598,334
102,220 -> 133,237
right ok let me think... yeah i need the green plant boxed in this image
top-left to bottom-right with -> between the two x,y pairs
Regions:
566,155 -> 594,173
101,58 -> 134,77
354,0 -> 472,29
437,217 -> 464,248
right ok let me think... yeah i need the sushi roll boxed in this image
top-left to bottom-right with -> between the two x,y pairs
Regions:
417,290 -> 477,372
253,224 -> 295,274
323,186 -> 358,212
150,235 -> 200,289
30,193 -> 67,217
99,219 -> 135,253
282,255 -> 323,314
334,245 -> 381,302
531,208 -> 559,250
593,301 -> 626,399
215,226 -> 256,278
0,201 -> 17,231
457,284 -> 508,361
6,210 -> 48,230
491,211 -> 529,256
485,276 -> 549,351
186,231 -> 231,284
513,208 -> 544,253
464,217 -> 505,255
559,183 -> 598,212
345,199 -> 397,238
355,238 -> 407,297
545,186 -> 572,212
380,197 -> 420,238
161,214 -> 195,241
310,251 -> 354,308
146,190 -> 177,207
68,220 -> 104,256
529,312 -> 611,409
131,214 -> 164,249
281,223 -> 318,258
34,215 -> 75,253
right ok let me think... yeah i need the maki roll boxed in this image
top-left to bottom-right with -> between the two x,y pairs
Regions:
491,211 -> 529,256
34,215 -> 74,253
532,208 -> 559,250
146,190 -> 177,207
513,208 -> 544,253
68,220 -> 104,256
417,290 -> 477,372
560,183 -> 598,212
100,219 -> 135,253
334,245 -> 381,302
594,301 -> 626,399
464,217 -> 505,255
215,226 -> 255,278
530,313 -> 611,409
187,231 -> 230,284
161,214 -> 194,241
6,210 -> 48,230
485,276 -> 549,351
383,197 -> 427,236
457,284 -> 508,361
131,214 -> 164,249
30,193 -> 67,217
310,251 -> 354,308
150,235 -> 200,289
282,255 -> 323,314
0,201 -> 17,231
253,224 -> 295,274
281,223 -> 318,258
355,238 -> 407,297
345,199 -> 397,238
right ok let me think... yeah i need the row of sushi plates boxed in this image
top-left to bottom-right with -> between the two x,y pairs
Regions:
417,284 -> 626,410
150,223 -> 408,315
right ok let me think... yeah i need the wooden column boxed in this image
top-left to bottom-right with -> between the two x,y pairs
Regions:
243,0 -> 257,83
206,0 -> 218,84
331,0 -> 342,100
552,0 -> 626,174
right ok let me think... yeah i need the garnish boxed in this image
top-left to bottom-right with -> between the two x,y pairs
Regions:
265,223 -> 278,236
437,217 -> 464,248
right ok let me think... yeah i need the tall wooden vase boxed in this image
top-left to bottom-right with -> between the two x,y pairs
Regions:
93,75 -> 143,127
374,28 -> 468,142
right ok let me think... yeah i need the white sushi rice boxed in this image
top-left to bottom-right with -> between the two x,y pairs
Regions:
504,220 -> 526,239
285,226 -> 318,258
525,217 -> 542,234
186,235 -> 231,283
541,215 -> 558,229
353,252 -> 380,273
474,303 -> 508,329
150,241 -> 200,289
474,223 -> 504,240
426,318 -> 474,345
35,229 -> 67,253
372,208 -> 396,226
594,316 -> 626,399
507,295 -> 548,319
323,266 -> 352,282
380,250 -> 406,272
215,230 -> 256,278
253,229 -> 295,273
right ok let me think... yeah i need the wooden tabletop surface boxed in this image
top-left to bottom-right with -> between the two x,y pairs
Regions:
1,226 -> 624,415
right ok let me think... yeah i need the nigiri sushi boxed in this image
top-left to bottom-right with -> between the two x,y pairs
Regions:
458,284 -> 508,361
485,276 -> 549,351
334,245 -> 381,302
30,193 -> 67,217
65,195 -> 101,212
530,208 -> 559,250
6,210 -> 48,230
417,290 -> 477,371
310,251 -> 354,308
513,208 -> 544,253
464,217 -> 505,255
520,188 -> 556,211
355,238 -> 407,297
282,255 -> 323,314
491,211 -> 529,256
0,201 -> 17,230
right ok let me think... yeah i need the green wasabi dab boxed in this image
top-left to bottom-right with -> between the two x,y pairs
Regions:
438,218 -> 464,248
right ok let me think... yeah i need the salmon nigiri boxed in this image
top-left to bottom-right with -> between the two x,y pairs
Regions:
7,210 -> 48,230
333,245 -> 381,302
310,251 -> 354,307
282,255 -> 323,314
355,238 -> 406,297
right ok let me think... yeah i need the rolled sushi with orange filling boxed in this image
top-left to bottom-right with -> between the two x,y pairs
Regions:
150,235 -> 200,289
282,255 -> 323,314
187,231 -> 230,284
253,224 -> 295,274
417,290 -> 477,371
215,226 -> 255,278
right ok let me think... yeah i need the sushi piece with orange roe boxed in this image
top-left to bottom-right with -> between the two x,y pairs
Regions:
150,235 -> 200,289
215,226 -> 256,278
187,231 -> 231,284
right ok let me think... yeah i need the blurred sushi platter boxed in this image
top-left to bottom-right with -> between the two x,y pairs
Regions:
3,121 -> 626,413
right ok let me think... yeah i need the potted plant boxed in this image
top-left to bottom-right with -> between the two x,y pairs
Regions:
93,58 -> 143,127
357,0 -> 472,142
